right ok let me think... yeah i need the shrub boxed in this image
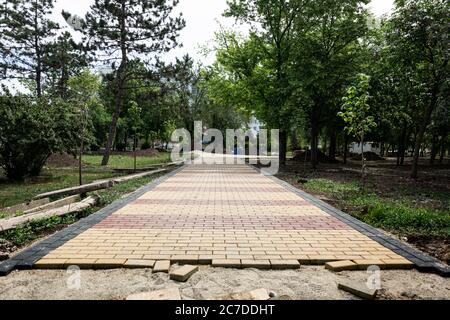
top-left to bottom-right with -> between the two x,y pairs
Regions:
0,95 -> 80,181
141,141 -> 151,150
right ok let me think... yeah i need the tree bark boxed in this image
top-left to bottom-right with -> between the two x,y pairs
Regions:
343,135 -> 348,165
411,85 -> 439,179
311,125 -> 318,169
438,137 -> 445,163
328,131 -> 337,161
397,124 -> 407,166
79,140 -> 83,186
102,79 -> 124,165
291,128 -> 299,151
34,5 -> 42,98
430,134 -> 438,165
101,2 -> 127,166
360,135 -> 365,187
279,129 -> 287,166
133,134 -> 137,173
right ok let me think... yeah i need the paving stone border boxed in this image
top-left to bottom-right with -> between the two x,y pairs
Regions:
251,165 -> 450,277
0,166 -> 186,276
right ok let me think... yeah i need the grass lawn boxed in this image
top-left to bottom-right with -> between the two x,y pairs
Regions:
302,178 -> 450,237
82,153 -> 171,169
0,173 -> 166,249
0,153 -> 171,209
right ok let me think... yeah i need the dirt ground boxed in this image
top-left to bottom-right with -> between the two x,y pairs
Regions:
0,265 -> 448,300
277,156 -> 450,264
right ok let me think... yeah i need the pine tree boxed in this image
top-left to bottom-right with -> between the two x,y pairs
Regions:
45,31 -> 89,99
0,0 -> 59,97
72,0 -> 185,165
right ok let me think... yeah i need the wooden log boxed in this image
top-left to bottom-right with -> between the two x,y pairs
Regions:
23,195 -> 80,214
111,169 -> 166,184
33,180 -> 114,200
111,161 -> 184,173
0,198 -> 50,216
0,196 -> 98,232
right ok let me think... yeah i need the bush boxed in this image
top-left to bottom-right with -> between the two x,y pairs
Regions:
141,141 -> 151,150
0,95 -> 80,181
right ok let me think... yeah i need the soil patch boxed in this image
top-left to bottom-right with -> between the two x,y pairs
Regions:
292,150 -> 340,163
352,152 -> 385,161
407,235 -> 450,265
277,158 -> 450,264
46,153 -> 81,168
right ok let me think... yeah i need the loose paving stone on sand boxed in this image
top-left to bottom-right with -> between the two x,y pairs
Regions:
337,280 -> 378,300
325,260 -> 357,272
124,259 -> 155,269
170,265 -> 198,282
31,163 -> 415,270
153,260 -> 170,273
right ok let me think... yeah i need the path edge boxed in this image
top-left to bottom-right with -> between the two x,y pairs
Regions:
250,165 -> 450,277
0,165 -> 187,276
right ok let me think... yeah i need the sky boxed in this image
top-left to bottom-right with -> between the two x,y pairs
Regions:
52,0 -> 395,65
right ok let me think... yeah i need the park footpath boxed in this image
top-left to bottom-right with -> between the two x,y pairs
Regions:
0,163 -> 448,276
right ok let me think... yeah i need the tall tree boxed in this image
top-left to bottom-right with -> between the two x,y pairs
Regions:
45,31 -> 89,99
387,0 -> 449,178
0,0 -> 59,97
72,0 -> 185,165
224,0 -> 309,165
291,0 -> 369,168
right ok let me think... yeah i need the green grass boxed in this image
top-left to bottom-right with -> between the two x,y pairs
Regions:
0,172 -> 166,248
0,212 -> 85,247
301,178 -> 450,237
0,154 -> 171,209
301,178 -> 360,199
82,153 -> 171,169
0,167 -> 116,209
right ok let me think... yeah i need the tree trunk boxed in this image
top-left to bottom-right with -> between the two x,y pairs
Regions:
311,123 -> 319,169
279,129 -> 287,166
291,129 -> 299,151
34,7 -> 42,98
430,134 -> 438,165
328,131 -> 336,161
397,124 -> 407,166
360,135 -> 365,188
102,84 -> 123,166
79,140 -> 84,186
343,135 -> 348,165
101,1 -> 127,166
411,85 -> 439,179
133,134 -> 137,173
439,137 -> 445,163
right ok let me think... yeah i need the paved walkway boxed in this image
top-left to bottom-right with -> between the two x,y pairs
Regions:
32,164 -> 414,270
